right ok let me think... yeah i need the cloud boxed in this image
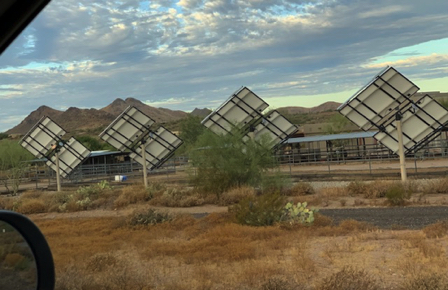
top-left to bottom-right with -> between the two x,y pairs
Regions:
1,0 -> 448,131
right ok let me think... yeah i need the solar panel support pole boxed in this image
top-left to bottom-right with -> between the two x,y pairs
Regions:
141,141 -> 148,188
396,113 -> 407,182
55,150 -> 62,192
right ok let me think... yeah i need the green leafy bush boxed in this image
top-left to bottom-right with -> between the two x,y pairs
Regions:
386,183 -> 412,206
189,130 -> 281,197
231,193 -> 285,226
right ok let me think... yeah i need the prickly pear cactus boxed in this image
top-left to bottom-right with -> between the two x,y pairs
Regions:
283,201 -> 318,224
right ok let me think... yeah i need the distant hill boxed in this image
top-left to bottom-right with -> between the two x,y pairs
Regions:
277,101 -> 341,114
190,108 -> 212,118
6,100 -> 341,135
7,98 -> 188,135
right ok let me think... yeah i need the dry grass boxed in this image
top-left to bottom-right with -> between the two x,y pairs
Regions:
423,220 -> 448,238
219,186 -> 255,205
16,198 -> 46,214
29,209 -> 448,290
289,182 -> 316,196
421,177 -> 448,194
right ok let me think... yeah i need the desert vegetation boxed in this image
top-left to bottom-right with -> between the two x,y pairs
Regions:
3,177 -> 448,289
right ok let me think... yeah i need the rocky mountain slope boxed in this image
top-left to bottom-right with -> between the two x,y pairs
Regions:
6,100 -> 341,135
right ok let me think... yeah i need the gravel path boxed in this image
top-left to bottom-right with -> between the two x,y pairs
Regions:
319,206 -> 448,229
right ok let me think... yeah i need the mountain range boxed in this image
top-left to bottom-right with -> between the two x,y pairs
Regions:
6,98 -> 341,135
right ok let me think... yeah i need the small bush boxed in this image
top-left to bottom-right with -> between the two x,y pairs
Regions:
220,186 -> 255,205
403,273 -> 448,290
346,181 -> 368,196
127,209 -> 172,226
386,183 -> 412,206
231,193 -> 285,226
422,178 -> 448,194
423,220 -> 448,238
16,198 -> 46,214
289,182 -> 315,196
317,266 -> 379,290
364,181 -> 392,198
114,185 -> 151,208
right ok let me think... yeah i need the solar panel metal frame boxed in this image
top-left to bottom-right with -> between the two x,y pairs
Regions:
374,94 -> 448,154
99,106 -> 155,151
243,110 -> 298,149
201,86 -> 269,135
129,126 -> 183,170
46,137 -> 91,178
20,116 -> 66,159
337,66 -> 420,131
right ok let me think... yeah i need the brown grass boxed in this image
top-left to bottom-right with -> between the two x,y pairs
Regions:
219,186 -> 255,205
423,220 -> 448,238
16,198 -> 46,214
31,210 -> 448,290
289,182 -> 316,196
421,177 -> 448,194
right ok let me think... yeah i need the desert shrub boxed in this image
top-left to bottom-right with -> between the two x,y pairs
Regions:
126,209 -> 172,226
114,185 -> 152,208
57,181 -> 115,212
423,220 -> 448,238
189,130 -> 280,197
261,171 -> 292,195
0,196 -> 14,210
421,178 -> 448,194
346,181 -> 368,196
317,266 -> 379,290
289,182 -> 315,196
403,273 -> 448,290
220,186 -> 255,205
231,193 -> 285,226
16,198 -> 46,214
364,181 -> 392,198
386,183 -> 412,206
150,187 -> 204,207
146,181 -> 167,198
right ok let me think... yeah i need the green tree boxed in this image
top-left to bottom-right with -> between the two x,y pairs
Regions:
189,130 -> 281,197
0,140 -> 33,195
178,115 -> 205,153
0,133 -> 8,140
77,136 -> 115,151
323,113 -> 351,135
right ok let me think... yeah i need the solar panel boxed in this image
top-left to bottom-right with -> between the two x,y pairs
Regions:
46,137 -> 90,178
338,66 -> 448,158
20,117 -> 66,158
243,110 -> 298,148
338,67 -> 419,131
100,107 -> 183,173
99,106 -> 155,151
201,87 -> 269,135
374,94 -> 448,154
20,116 -> 91,179
129,126 -> 183,170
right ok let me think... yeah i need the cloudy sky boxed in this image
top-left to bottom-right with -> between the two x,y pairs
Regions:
1,0 -> 448,132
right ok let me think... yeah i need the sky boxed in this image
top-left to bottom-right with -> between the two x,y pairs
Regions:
1,0 -> 448,132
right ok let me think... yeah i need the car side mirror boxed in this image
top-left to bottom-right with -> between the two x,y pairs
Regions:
0,210 -> 55,290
